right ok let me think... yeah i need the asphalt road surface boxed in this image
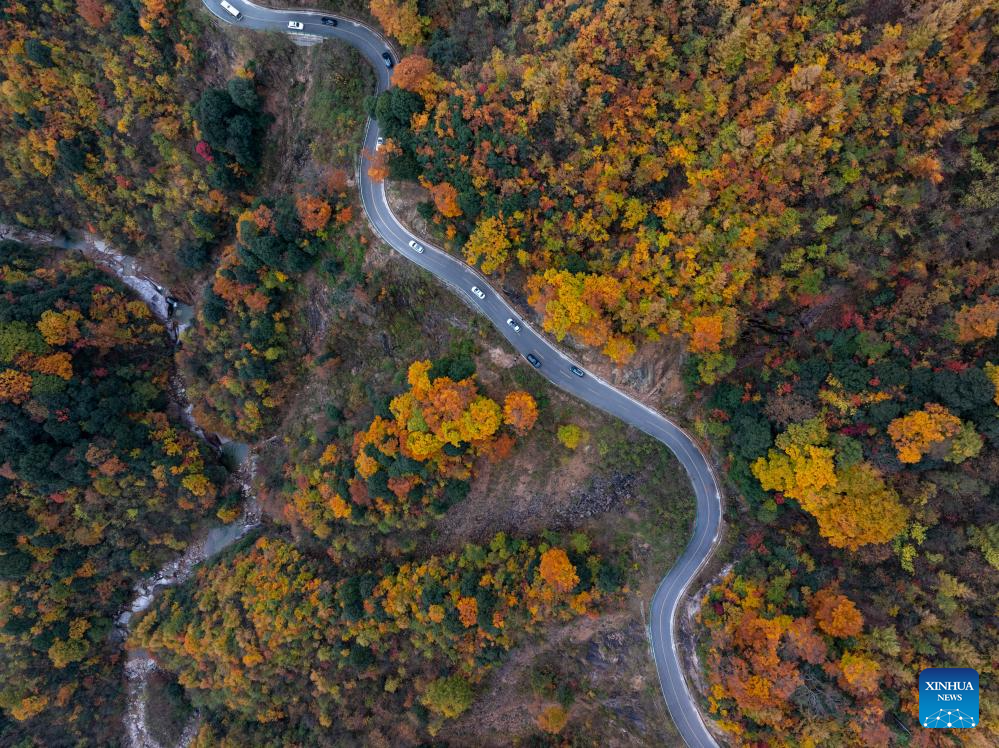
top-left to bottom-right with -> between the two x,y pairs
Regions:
203,3 -> 723,744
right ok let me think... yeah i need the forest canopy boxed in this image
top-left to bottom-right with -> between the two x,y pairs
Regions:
0,241 -> 228,744
374,0 -> 998,377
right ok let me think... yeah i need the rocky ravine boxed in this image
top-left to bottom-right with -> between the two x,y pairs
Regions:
1,225 -> 259,748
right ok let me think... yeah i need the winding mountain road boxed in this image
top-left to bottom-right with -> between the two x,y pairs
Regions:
202,3 -> 723,744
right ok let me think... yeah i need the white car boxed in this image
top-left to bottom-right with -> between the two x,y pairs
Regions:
408,240 -> 424,254
376,136 -> 384,150
470,286 -> 486,300
288,21 -> 304,30
506,318 -> 521,332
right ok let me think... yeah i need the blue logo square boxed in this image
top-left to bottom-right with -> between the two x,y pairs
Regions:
919,668 -> 979,729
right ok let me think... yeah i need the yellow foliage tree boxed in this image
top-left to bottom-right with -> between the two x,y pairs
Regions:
464,215 -> 511,274
985,362 -> 999,406
32,352 -> 73,380
754,420 -> 907,549
0,368 -> 33,404
603,334 -> 637,365
803,462 -> 909,550
557,424 -> 587,450
752,419 -> 837,499
836,652 -> 881,696
36,309 -> 81,346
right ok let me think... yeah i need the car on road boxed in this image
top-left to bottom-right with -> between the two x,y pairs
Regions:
506,318 -> 521,332
321,17 -> 338,26
408,240 -> 425,254
526,353 -> 542,368
381,52 -> 394,68
470,286 -> 485,300
376,136 -> 384,150
569,365 -> 585,378
220,0 -> 242,19
288,21 -> 304,30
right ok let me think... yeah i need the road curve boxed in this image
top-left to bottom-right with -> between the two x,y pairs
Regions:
201,3 -> 723,744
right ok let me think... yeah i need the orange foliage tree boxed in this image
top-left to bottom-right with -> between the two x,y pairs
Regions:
369,0 -> 428,46
76,0 -> 111,27
427,180 -> 462,218
366,148 -> 390,182
502,391 -> 538,435
954,298 -> 999,342
295,195 -> 332,233
887,403 -> 962,463
811,587 -> 863,638
392,54 -> 434,92
688,314 -> 726,354
538,548 -> 579,593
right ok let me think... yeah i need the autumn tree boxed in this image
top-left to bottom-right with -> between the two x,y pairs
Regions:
366,148 -> 390,182
427,180 -> 462,218
557,424 -> 587,450
537,704 -> 569,734
392,55 -> 434,93
887,404 -> 964,463
753,419 -> 907,549
464,215 -> 511,274
502,391 -> 538,434
295,195 -> 332,233
420,676 -> 473,719
36,309 -> 81,346
369,0 -> 428,46
985,362 -> 999,405
76,0 -> 111,28
954,298 -> 999,342
538,548 -> 579,593
688,314 -> 726,354
811,587 -> 863,638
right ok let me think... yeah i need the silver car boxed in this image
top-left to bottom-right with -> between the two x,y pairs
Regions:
408,239 -> 424,254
